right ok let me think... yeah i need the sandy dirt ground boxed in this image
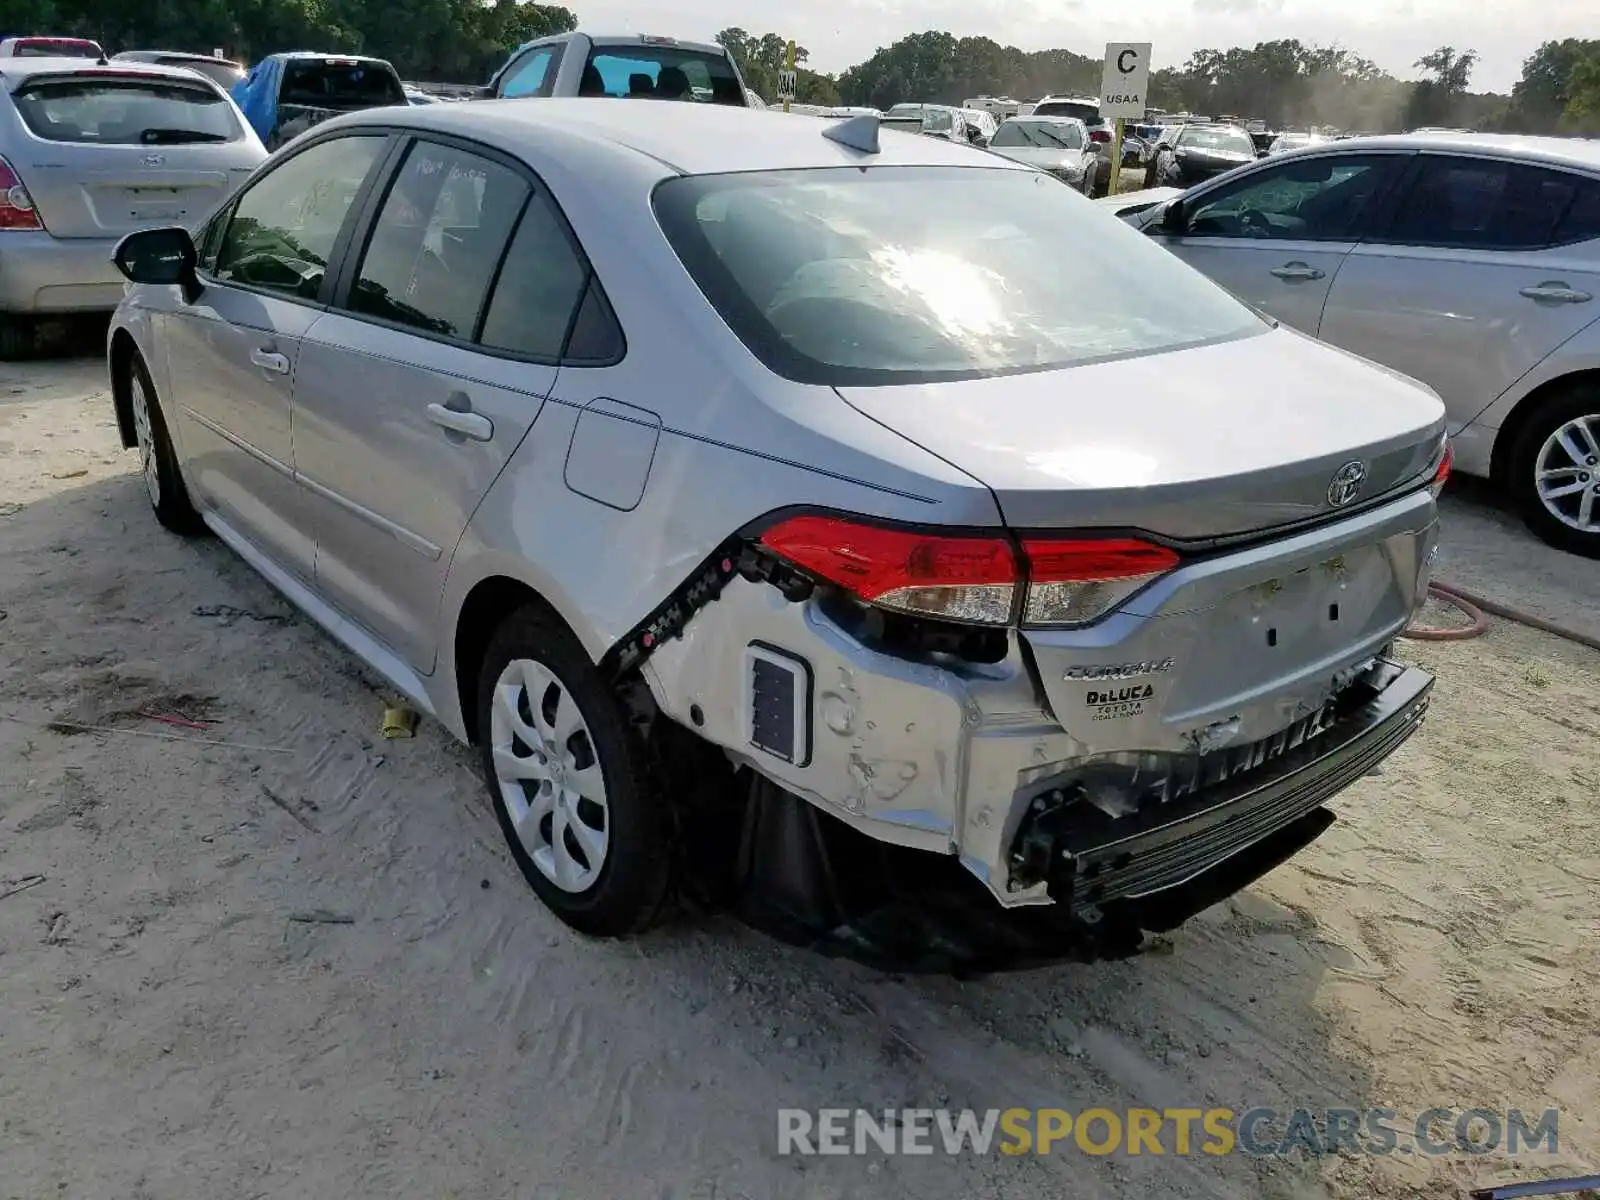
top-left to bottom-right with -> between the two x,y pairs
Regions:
1,354 -> 1597,1200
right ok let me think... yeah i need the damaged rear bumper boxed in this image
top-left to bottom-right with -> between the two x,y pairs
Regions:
1011,660 -> 1432,919
642,565 -> 1434,915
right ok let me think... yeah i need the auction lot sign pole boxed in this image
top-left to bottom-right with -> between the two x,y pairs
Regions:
1101,42 -> 1151,194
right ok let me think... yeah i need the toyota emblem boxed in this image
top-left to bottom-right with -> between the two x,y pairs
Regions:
1327,460 -> 1367,508
142,152 -> 166,167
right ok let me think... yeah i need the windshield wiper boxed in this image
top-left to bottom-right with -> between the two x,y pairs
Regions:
140,128 -> 229,144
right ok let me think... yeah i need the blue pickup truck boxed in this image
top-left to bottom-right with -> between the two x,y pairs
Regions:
232,52 -> 407,150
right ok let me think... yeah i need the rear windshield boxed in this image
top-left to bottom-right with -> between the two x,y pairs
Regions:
654,166 -> 1264,386
11,38 -> 101,57
280,61 -> 405,108
991,119 -> 1083,150
161,58 -> 245,91
582,45 -> 745,104
1032,100 -> 1099,124
1183,127 -> 1255,155
13,78 -> 241,144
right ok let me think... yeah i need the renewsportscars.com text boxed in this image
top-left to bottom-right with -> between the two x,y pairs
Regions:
777,1107 -> 1560,1158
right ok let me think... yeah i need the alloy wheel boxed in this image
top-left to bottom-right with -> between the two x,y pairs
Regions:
489,657 -> 610,894
130,372 -> 161,507
1534,412 -> 1600,533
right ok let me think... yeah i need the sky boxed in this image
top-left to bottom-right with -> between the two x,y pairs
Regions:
565,0 -> 1599,93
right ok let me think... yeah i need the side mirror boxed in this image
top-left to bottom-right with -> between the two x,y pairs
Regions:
114,226 -> 200,301
1159,199 -> 1186,234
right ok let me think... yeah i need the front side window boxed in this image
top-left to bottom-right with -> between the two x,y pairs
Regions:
499,46 -> 560,98
584,46 -> 742,104
348,141 -> 529,340
213,135 -> 385,298
13,77 -> 242,145
1184,154 -> 1401,241
654,165 -> 1264,387
1384,156 -> 1594,251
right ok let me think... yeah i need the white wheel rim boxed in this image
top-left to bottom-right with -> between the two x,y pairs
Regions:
490,658 -> 610,894
1535,413 -> 1600,533
130,374 -> 160,507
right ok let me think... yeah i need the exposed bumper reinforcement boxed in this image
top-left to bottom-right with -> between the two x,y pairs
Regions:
1044,661 -> 1433,915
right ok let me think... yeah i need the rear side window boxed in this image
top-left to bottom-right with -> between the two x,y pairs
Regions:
582,45 -> 744,105
654,165 -> 1264,386
214,135 -> 385,298
348,142 -> 529,340
1384,156 -> 1596,250
1554,177 -> 1600,246
13,78 -> 241,145
281,60 -> 405,108
478,192 -> 593,359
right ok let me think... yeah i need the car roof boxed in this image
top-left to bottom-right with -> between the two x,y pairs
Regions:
0,56 -> 228,89
1296,130 -> 1600,172
330,99 -> 1033,178
114,49 -> 236,64
1003,113 -> 1084,124
271,51 -> 394,65
514,32 -> 726,55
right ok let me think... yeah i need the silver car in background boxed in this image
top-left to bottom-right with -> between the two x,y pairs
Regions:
0,56 -> 265,356
106,103 -> 1445,952
985,115 -> 1097,191
1115,133 -> 1600,557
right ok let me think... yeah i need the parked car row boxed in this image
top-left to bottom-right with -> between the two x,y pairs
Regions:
105,99 -> 1447,956
1103,131 -> 1600,557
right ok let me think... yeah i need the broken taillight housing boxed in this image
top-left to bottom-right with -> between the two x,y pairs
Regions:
757,516 -> 1179,629
0,155 -> 41,231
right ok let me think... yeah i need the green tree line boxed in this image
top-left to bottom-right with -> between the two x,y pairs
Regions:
0,0 -> 577,84
1,0 -> 1596,132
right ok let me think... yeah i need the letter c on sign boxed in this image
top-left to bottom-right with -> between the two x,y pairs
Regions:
1118,49 -> 1138,73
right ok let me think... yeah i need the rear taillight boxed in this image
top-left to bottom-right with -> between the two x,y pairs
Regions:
1020,537 -> 1180,626
1428,441 -> 1453,499
758,516 -> 1018,625
0,155 -> 40,231
1089,129 -> 1112,144
757,516 -> 1179,628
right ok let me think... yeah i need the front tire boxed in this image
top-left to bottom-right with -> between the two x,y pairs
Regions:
476,606 -> 673,936
126,351 -> 204,535
1508,385 -> 1600,558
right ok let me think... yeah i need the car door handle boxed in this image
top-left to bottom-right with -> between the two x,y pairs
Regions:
1519,282 -> 1592,304
426,402 -> 493,442
1270,262 -> 1325,281
250,348 -> 290,374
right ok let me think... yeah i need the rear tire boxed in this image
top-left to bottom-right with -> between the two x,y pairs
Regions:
1508,384 -> 1600,559
476,606 -> 673,936
125,350 -> 204,535
0,314 -> 36,360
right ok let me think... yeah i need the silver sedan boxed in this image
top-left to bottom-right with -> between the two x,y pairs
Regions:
106,102 -> 1444,949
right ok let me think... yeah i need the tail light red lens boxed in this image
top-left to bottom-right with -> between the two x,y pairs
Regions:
0,155 -> 40,231
758,515 -> 1019,625
1022,537 -> 1180,625
758,517 -> 1180,628
1089,129 -> 1112,143
1428,441 -> 1453,498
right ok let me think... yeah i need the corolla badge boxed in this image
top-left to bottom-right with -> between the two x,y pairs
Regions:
1327,460 -> 1367,508
142,152 -> 166,167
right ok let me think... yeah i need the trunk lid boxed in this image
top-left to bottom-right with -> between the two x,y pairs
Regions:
835,325 -> 1446,541
5,68 -> 261,237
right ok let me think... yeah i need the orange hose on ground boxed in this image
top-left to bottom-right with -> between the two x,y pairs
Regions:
1404,579 -> 1600,654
